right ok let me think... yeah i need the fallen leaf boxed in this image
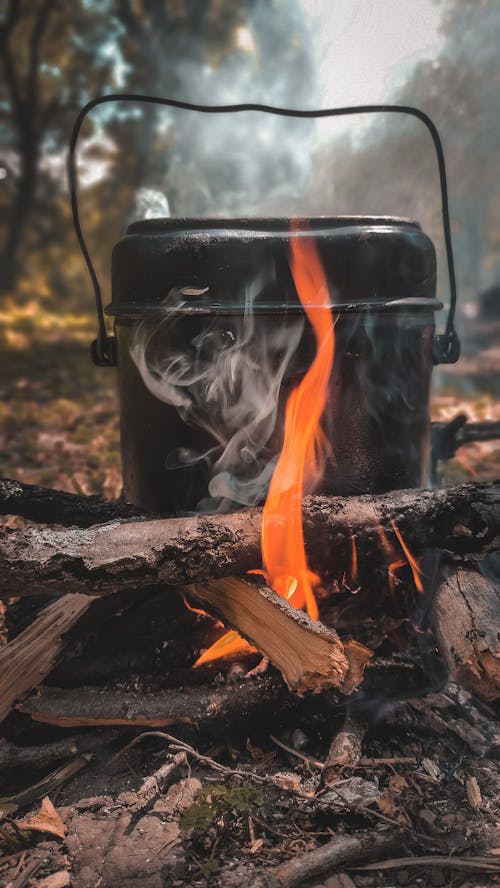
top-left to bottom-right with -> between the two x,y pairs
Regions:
376,788 -> 397,815
17,796 -> 66,839
272,771 -> 303,792
250,838 -> 264,854
388,774 -> 408,794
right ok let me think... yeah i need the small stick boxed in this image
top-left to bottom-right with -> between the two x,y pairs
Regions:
109,730 -> 314,801
269,734 -> 323,769
228,832 -> 403,888
0,756 -> 91,818
353,855 -> 500,874
358,756 -> 417,767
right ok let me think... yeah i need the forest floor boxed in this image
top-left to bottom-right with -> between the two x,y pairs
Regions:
0,301 -> 499,887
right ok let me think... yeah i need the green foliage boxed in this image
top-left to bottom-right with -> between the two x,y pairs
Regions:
179,782 -> 262,835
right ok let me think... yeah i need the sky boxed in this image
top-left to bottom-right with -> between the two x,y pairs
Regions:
301,0 -> 449,140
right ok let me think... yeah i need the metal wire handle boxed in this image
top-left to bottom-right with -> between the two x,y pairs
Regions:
68,94 -> 461,366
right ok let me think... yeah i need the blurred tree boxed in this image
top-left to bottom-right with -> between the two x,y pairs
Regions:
0,0 -> 315,308
308,0 -> 500,321
0,0 -> 114,293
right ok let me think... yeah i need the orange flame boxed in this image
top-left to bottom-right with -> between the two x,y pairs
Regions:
194,630 -> 256,667
193,229 -> 334,667
390,519 -> 424,593
349,531 -> 358,585
261,228 -> 334,621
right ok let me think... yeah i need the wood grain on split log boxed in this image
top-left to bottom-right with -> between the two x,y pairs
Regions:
0,477 -> 146,526
185,577 -> 372,695
431,568 -> 500,701
0,482 -> 497,598
0,593 -> 95,724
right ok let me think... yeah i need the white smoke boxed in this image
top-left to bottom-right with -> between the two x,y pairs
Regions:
130,278 -> 304,510
127,187 -> 170,223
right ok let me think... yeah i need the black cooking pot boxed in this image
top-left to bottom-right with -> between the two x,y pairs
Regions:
107,216 -> 440,512
68,97 -> 460,514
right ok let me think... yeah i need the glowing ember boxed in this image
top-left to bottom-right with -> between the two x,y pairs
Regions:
261,227 -> 335,621
376,521 -> 424,596
349,532 -> 358,585
194,227 -> 334,665
390,519 -> 424,593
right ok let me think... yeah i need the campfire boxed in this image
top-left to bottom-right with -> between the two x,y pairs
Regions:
1,102 -> 499,887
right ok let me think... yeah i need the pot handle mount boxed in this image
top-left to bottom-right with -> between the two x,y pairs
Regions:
68,95 -> 461,367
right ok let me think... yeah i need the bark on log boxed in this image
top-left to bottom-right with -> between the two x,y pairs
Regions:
17,659 -> 438,735
0,593 -> 95,724
0,482 -> 497,599
0,477 -> 147,526
186,577 -> 372,695
17,675 -> 288,733
430,568 -> 500,702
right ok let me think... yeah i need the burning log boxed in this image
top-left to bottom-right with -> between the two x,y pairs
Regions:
0,481 -> 497,599
430,567 -> 500,702
185,577 -> 372,695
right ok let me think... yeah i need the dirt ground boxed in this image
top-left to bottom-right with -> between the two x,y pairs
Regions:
1,677 -> 500,887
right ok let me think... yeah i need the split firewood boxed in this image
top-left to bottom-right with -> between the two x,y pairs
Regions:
430,567 -> 500,701
0,481 -> 497,599
0,593 -> 95,724
185,577 -> 372,695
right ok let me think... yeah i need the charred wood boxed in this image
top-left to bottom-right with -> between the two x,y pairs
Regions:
0,735 -> 107,778
408,686 -> 500,757
0,477 -> 147,526
0,481 -> 497,599
17,675 -> 290,733
16,659 -> 436,738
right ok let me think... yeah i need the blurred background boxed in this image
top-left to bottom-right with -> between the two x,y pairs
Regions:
0,0 -> 498,497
